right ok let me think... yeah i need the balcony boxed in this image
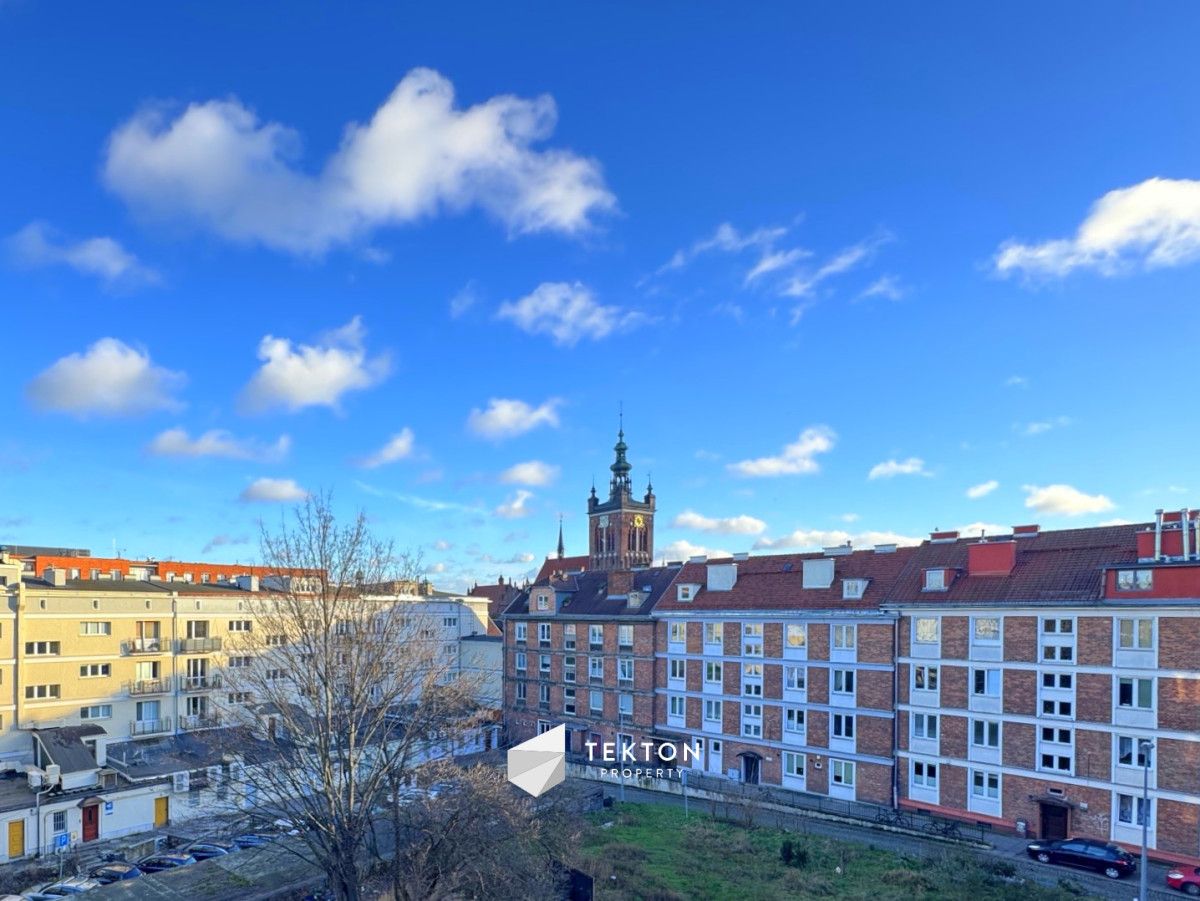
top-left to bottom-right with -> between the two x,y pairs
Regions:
127,678 -> 171,696
179,637 -> 222,653
131,717 -> 171,736
180,714 -> 221,731
123,637 -> 163,655
179,675 -> 222,692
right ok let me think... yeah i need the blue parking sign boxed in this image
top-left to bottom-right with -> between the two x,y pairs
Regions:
55,833 -> 69,850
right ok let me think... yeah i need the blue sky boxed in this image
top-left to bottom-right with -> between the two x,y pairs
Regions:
3,2 -> 1199,589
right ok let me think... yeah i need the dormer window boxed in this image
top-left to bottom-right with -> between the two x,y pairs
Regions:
923,569 -> 946,592
1116,569 -> 1153,592
842,579 -> 868,600
536,593 -> 551,611
677,584 -> 694,602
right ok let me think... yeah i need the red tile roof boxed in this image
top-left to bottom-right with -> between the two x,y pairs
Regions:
883,523 -> 1146,604
506,565 -> 680,618
535,555 -> 588,582
654,546 -> 917,612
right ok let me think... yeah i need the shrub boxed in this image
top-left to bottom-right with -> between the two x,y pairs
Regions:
1057,877 -> 1084,895
780,839 -> 794,866
983,858 -> 1017,878
881,868 -> 935,894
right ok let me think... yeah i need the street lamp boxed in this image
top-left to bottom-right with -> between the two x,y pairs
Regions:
1138,738 -> 1154,901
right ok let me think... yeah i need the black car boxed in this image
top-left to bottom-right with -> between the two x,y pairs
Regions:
88,863 -> 143,884
184,840 -> 235,860
1026,837 -> 1137,879
136,851 -> 197,873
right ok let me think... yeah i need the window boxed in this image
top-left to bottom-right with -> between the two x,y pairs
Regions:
785,623 -> 806,649
229,620 -> 252,632
589,625 -> 604,649
80,704 -> 112,719
704,699 -> 722,723
971,770 -> 999,799
79,621 -> 111,636
669,622 -> 685,645
1117,793 -> 1151,826
618,694 -> 633,718
266,634 -> 286,647
784,665 -> 806,691
539,654 -> 551,673
705,661 -> 723,684
227,692 -> 252,704
1117,736 -> 1152,768
972,668 -> 1001,697
914,617 -> 939,643
516,682 -> 527,703
563,624 -> 576,650
922,570 -> 945,592
1042,672 -> 1073,689
704,622 -> 723,646
669,658 -> 686,682
912,712 -> 938,740
741,703 -> 762,738
1116,569 -> 1153,592
515,652 -> 527,672
564,687 -> 576,715
25,684 -> 60,699
1042,617 -> 1073,633
618,658 -> 634,684
79,664 -> 110,678
265,668 -> 287,681
1039,726 -> 1073,773
972,719 -> 1000,748
515,623 -> 527,643
833,624 -> 856,650
1042,697 -> 1073,717
742,662 -> 763,697
972,617 -> 1000,643
784,707 -> 805,734
912,761 -> 938,788
678,584 -> 694,602
783,751 -> 806,777
832,669 -> 855,695
831,759 -> 855,786
52,811 -> 66,833
539,683 -> 550,706
536,595 -> 550,611
832,713 -> 855,739
1117,618 -> 1153,650
742,623 -> 763,657
227,656 -> 252,668
564,656 -> 576,683
24,641 -> 60,655
1118,677 -> 1153,710
589,657 -> 604,680
618,625 -> 634,649
913,665 -> 939,691
589,689 -> 603,713
842,579 -> 867,600
669,695 -> 685,719
538,623 -> 551,645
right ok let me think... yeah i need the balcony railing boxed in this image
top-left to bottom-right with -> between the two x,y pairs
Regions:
127,678 -> 171,696
131,717 -> 171,736
123,637 -> 163,655
179,637 -> 222,653
179,674 -> 222,691
180,714 -> 221,731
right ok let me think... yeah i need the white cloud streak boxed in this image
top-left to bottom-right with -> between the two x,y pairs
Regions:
148,428 -> 290,462
496,281 -> 647,346
26,338 -> 185,418
672,510 -> 767,535
867,457 -> 929,480
467,398 -> 561,440
1023,483 -> 1115,516
727,426 -> 836,477
7,222 -> 158,288
495,490 -> 534,519
239,477 -> 309,503
966,480 -> 1000,499
500,460 -> 560,487
359,428 -> 416,468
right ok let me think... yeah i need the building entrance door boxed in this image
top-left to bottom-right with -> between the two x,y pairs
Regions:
741,754 -> 761,785
1039,802 -> 1068,840
82,804 -> 99,842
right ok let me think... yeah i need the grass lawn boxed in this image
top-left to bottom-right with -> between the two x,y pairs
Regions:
579,803 -> 1095,901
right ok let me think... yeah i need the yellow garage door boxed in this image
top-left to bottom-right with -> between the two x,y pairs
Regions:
7,820 -> 24,859
154,797 -> 168,828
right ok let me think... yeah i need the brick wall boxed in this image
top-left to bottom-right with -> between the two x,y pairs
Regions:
1077,616 -> 1112,666
1158,676 -> 1200,732
858,669 -> 892,711
1004,616 -> 1036,662
942,616 -> 968,660
1004,669 -> 1036,716
1158,737 -> 1200,795
1074,728 -> 1111,782
764,622 -> 782,658
856,712 -> 893,757
941,664 -> 967,709
941,713 -> 967,758
858,623 -> 893,664
1001,774 -> 1111,839
807,665 -> 829,704
940,762 -> 967,811
1075,673 -> 1111,724
1158,799 -> 1200,857
808,710 -> 829,749
1160,616 -> 1200,670
809,623 -> 830,660
857,760 -> 892,805
1002,722 -> 1035,769
898,616 -> 911,657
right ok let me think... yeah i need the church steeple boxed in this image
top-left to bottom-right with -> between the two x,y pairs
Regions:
556,515 -> 565,559
587,414 -> 655,572
609,425 -> 633,496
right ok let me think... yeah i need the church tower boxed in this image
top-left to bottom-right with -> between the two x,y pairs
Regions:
587,424 -> 655,571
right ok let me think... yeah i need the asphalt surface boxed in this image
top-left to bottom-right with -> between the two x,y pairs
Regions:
601,783 -> 1181,901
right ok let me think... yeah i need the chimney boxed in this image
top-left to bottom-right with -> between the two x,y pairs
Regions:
235,574 -> 260,593
46,567 -> 66,587
1182,509 -> 1192,561
929,530 -> 959,544
607,570 -> 633,597
1012,524 -> 1040,539
968,540 -> 1016,576
1156,509 -> 1164,560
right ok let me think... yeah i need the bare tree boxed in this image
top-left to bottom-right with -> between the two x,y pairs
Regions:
217,494 -> 487,901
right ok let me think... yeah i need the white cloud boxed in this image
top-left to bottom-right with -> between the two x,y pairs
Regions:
995,177 -> 1200,279
672,510 -> 767,536
500,460 -> 560,486
781,234 -> 890,298
839,513 -> 860,523
26,338 -> 185,418
753,528 -> 920,551
858,274 -> 906,301
432,539 -> 453,551
7,221 -> 158,288
496,281 -> 647,346
868,457 -> 929,480
657,222 -> 787,275
495,490 -> 534,519
359,428 -> 415,468
148,427 -> 290,462
1005,375 -> 1029,388
428,562 -> 448,574
727,426 -> 836,477
449,282 -> 478,318
1023,483 -> 1115,516
201,533 -> 250,554
239,316 -> 389,413
966,480 -> 1000,499
657,539 -> 733,561
1019,416 -> 1072,436
239,477 -> 309,503
1098,518 -> 1134,527
744,247 -> 809,284
954,522 -> 1011,539
467,397 -> 561,440
103,68 -> 614,254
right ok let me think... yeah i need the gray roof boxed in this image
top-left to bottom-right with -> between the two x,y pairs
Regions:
34,725 -> 103,773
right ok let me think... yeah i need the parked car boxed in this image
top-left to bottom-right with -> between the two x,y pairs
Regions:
271,818 -> 302,835
1168,865 -> 1200,895
88,863 -> 143,884
26,877 -> 102,896
1025,837 -> 1137,879
183,840 -> 235,860
136,851 -> 197,873
231,833 -> 272,849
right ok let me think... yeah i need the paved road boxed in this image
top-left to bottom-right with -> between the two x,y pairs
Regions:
602,784 -> 1179,901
